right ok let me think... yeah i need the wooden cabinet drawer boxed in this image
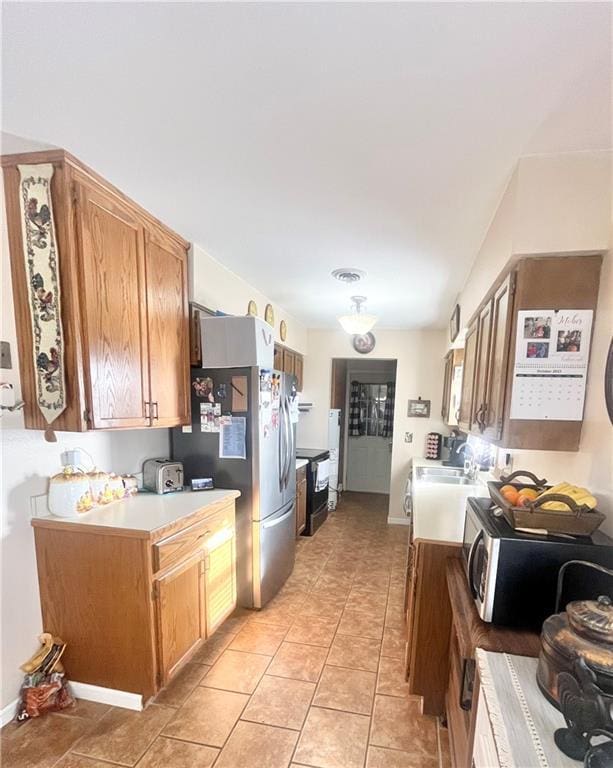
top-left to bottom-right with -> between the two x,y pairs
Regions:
153,504 -> 234,573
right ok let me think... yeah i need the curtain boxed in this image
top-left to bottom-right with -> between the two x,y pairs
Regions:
348,380 -> 362,436
381,381 -> 395,438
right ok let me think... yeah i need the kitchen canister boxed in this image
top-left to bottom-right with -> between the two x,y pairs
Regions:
87,469 -> 112,505
48,466 -> 94,518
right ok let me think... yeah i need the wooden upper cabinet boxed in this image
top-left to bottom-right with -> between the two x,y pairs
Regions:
75,182 -> 150,429
458,320 -> 478,432
441,351 -> 453,421
273,343 -> 283,371
2,149 -> 190,432
283,348 -> 296,375
481,274 -> 514,441
471,300 -> 493,434
273,343 -> 304,391
145,232 -> 189,427
293,353 -> 304,391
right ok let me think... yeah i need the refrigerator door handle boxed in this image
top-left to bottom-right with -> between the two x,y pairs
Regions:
262,503 -> 294,529
278,396 -> 286,492
286,395 -> 295,487
282,396 -> 291,488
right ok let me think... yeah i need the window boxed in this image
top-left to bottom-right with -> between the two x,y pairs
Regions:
357,383 -> 388,437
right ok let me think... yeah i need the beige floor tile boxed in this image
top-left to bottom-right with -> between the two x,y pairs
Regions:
191,630 -> 235,665
241,675 -> 315,730
162,686 -> 248,747
294,706 -> 370,768
313,665 -> 376,715
137,736 -> 219,767
72,704 -> 174,766
55,755 -> 117,768
327,633 -> 381,672
381,626 -> 406,659
385,604 -> 406,629
202,649 -> 270,694
2,713 -> 99,768
370,695 -> 437,754
439,721 -> 452,768
337,609 -> 385,640
298,594 -> 345,620
229,621 -> 288,655
214,720 -> 298,768
267,642 -> 328,682
56,700 -> 112,722
154,663 -> 209,707
366,745 -> 438,767
219,609 -> 252,634
377,656 -> 411,697
285,615 -> 338,647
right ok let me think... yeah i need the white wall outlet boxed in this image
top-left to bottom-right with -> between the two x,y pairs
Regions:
404,432 -> 413,443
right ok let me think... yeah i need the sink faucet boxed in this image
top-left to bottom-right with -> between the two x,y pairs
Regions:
455,443 -> 479,481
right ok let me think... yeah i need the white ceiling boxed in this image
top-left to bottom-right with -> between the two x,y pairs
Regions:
2,2 -> 611,329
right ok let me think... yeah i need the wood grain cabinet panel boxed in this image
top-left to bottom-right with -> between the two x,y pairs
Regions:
481,274 -> 513,441
458,321 -> 477,432
293,353 -> 304,391
296,466 -> 307,536
2,149 -> 190,433
145,233 -> 190,427
470,300 -> 493,434
155,552 -> 206,683
204,532 -> 237,635
75,182 -> 150,429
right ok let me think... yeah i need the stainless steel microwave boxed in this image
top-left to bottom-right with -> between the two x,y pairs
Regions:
462,497 -> 613,629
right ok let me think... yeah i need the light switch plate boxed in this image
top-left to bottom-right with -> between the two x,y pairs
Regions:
405,432 -> 413,443
0,341 -> 12,369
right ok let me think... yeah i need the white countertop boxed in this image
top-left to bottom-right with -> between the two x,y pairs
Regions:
411,458 -> 491,543
33,488 -> 241,536
296,458 -> 308,471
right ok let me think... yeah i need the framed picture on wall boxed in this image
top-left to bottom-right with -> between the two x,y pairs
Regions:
407,399 -> 431,418
450,304 -> 460,343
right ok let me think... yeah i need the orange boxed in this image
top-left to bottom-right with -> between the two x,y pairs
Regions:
500,485 -> 520,505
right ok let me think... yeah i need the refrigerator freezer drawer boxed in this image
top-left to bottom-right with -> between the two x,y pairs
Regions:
253,501 -> 296,608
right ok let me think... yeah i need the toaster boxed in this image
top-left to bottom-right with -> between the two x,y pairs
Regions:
143,459 -> 184,494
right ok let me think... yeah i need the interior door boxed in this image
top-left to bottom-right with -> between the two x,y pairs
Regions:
75,182 -> 150,429
155,551 -> 205,683
145,230 -> 190,427
345,382 -> 392,494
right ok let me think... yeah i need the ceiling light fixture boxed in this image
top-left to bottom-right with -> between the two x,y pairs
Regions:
337,295 -> 377,335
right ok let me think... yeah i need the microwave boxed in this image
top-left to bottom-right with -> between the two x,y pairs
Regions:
463,497 -> 613,629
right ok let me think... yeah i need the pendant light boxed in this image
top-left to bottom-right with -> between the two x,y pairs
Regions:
337,296 -> 377,335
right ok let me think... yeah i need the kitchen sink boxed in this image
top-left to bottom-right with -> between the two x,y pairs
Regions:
415,466 -> 465,478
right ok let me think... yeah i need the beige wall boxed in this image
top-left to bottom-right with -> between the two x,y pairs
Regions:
0,180 -> 170,710
190,244 -> 307,354
457,150 -> 613,535
297,328 -> 448,522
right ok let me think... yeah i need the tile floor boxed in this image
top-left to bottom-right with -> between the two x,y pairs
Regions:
1,492 -> 451,768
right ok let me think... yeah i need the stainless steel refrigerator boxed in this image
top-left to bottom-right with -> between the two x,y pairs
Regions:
172,363 -> 297,609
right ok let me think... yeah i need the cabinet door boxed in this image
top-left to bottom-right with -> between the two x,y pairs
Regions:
470,300 -> 493,434
155,552 -> 205,683
283,349 -> 295,376
274,344 -> 283,371
145,231 -> 190,427
296,477 -> 307,536
75,183 -> 150,429
482,274 -> 514,441
441,351 -> 453,421
204,530 -> 237,636
294,354 -> 304,391
458,320 -> 478,432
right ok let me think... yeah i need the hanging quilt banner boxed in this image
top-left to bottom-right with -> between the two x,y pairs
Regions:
17,164 -> 66,424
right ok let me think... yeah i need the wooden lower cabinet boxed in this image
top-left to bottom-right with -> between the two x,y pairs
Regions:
155,551 -> 206,682
296,465 -> 307,536
405,539 -> 462,715
32,496 -> 237,700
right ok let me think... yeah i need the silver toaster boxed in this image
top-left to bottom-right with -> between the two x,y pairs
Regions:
143,459 -> 184,494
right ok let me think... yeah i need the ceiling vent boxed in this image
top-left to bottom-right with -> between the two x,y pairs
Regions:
331,268 -> 365,284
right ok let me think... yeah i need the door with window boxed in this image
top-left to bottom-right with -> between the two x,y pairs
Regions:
346,383 -> 393,494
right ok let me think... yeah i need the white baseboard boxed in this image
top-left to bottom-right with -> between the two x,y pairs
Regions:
71,682 -> 143,711
0,682 -> 141,727
1,697 -> 19,727
387,516 -> 411,526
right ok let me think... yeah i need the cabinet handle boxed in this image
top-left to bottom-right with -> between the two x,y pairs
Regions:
144,401 -> 151,419
479,402 -> 488,431
152,401 -> 159,420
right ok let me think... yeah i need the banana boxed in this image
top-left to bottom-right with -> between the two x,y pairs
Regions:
537,482 -> 597,511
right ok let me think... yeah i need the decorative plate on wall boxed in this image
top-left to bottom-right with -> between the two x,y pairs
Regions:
352,332 -> 376,354
264,303 -> 275,326
280,320 -> 287,342
247,300 -> 258,317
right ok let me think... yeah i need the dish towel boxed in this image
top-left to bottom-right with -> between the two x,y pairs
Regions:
315,459 -> 330,492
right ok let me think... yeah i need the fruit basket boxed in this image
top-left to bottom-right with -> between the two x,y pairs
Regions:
487,470 -> 605,537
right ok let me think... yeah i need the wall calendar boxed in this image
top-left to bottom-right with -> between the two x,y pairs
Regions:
509,309 -> 593,421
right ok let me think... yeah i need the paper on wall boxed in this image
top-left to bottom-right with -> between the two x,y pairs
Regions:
509,309 -> 593,421
219,416 -> 246,459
